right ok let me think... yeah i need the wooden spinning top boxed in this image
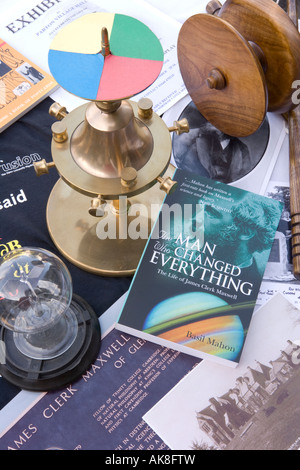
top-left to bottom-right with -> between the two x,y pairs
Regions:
177,0 -> 300,136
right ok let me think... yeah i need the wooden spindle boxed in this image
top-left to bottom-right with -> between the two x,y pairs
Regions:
287,0 -> 300,279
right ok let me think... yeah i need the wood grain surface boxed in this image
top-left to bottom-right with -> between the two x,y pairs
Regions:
178,0 -> 300,136
219,0 -> 300,114
177,13 -> 267,137
287,0 -> 300,279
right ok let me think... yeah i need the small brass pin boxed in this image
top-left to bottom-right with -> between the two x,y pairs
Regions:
101,27 -> 110,57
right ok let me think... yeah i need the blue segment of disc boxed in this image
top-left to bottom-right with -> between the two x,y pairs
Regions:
48,49 -> 104,100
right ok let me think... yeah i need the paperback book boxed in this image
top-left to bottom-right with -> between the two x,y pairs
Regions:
0,39 -> 57,132
116,169 -> 283,367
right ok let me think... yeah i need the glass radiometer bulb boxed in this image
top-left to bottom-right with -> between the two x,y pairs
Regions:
0,247 -> 78,360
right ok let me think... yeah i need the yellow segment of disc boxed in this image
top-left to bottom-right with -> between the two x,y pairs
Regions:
50,12 -> 115,54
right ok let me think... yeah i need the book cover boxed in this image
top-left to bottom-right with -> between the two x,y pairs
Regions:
116,169 -> 283,367
0,39 -> 57,132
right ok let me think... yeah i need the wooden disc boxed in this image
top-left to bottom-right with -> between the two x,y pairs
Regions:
220,0 -> 300,114
177,14 -> 267,137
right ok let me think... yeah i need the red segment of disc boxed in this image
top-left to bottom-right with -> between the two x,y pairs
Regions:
97,54 -> 163,101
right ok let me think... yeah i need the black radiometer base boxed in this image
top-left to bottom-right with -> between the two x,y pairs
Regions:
0,294 -> 101,392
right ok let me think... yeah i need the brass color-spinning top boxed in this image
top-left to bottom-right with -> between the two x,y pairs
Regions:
35,13 -> 188,276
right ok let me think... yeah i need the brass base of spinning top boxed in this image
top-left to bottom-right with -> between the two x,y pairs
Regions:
39,99 -> 183,276
46,164 -> 175,276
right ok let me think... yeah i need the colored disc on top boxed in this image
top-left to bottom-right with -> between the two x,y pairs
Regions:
48,13 -> 164,101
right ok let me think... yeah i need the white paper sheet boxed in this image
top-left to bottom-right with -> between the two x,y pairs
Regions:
143,0 -> 223,22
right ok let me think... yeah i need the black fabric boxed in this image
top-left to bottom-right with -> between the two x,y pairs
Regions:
0,97 -> 131,315
0,97 -> 131,405
0,378 -> 19,409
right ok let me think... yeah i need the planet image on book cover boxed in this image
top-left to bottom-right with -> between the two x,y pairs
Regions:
142,292 -> 248,361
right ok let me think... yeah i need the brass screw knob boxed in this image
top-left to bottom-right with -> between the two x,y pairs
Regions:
49,102 -> 68,120
121,167 -> 138,188
169,118 -> 189,135
138,98 -> 153,119
88,196 -> 106,217
34,159 -> 56,176
51,121 -> 68,143
157,176 -> 178,194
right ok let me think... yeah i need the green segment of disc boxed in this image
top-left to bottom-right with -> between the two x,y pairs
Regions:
110,14 -> 164,61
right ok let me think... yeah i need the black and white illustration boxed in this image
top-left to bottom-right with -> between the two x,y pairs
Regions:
17,63 -> 44,85
144,293 -> 300,450
264,182 -> 295,282
171,101 -> 269,184
163,95 -> 287,194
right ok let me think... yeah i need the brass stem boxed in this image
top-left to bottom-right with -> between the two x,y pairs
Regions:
101,27 -> 110,57
112,197 -> 130,215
